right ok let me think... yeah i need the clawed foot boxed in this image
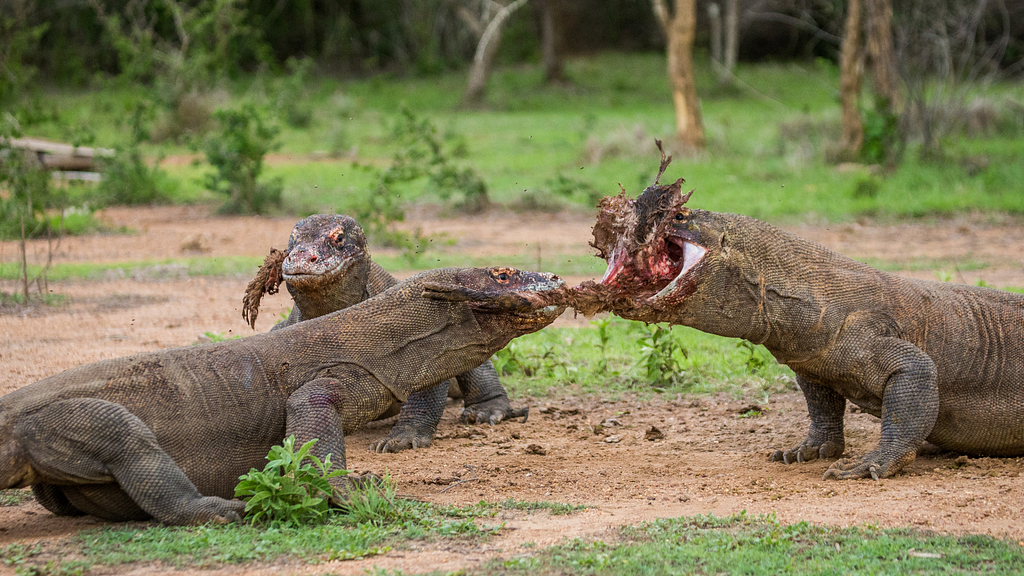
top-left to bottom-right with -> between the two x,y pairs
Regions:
822,450 -> 895,481
770,439 -> 844,465
192,496 -> 246,525
460,398 -> 528,426
369,425 -> 433,453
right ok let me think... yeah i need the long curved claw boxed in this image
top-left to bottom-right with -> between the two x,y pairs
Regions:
369,427 -> 433,453
770,439 -> 844,466
823,456 -> 885,481
460,402 -> 529,426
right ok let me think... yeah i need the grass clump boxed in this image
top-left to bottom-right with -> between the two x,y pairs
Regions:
495,318 -> 794,401
487,511 -> 1024,575
76,485 -> 495,570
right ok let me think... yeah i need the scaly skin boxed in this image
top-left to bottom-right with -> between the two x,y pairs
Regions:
575,145 -> 1024,480
247,215 -> 526,453
0,267 -> 564,525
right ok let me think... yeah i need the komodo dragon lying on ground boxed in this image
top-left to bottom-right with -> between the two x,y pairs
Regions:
0,267 -> 564,525
559,143 -> 1024,480
242,214 -> 527,453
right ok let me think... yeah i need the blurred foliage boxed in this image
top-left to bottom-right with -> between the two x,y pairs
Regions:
199,104 -> 283,214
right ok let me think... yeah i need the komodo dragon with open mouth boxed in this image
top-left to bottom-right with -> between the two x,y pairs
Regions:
561,142 -> 1024,481
0,267 -> 564,525
242,214 -> 527,453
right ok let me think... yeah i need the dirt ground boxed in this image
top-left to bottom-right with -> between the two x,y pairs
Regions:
1,206 -> 1024,575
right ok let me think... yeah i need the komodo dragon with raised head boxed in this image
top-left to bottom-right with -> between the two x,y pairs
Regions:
242,214 -> 526,453
563,143 -> 1024,480
0,267 -> 564,525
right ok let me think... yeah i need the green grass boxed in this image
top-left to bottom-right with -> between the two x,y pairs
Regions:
63,497 -> 584,572
484,512 -> 1024,575
0,256 -> 265,282
23,53 -> 1024,223
495,317 -> 794,401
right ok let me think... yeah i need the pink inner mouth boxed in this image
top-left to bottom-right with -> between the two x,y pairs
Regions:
599,236 -> 706,301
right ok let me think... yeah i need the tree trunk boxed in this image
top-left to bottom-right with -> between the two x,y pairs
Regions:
708,3 -> 722,67
540,0 -> 564,83
864,0 -> 898,111
654,0 -> 705,149
839,0 -> 865,158
462,0 -> 530,105
464,27 -> 503,103
723,0 -> 738,76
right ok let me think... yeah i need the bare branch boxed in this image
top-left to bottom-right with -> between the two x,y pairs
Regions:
473,0 -> 529,66
651,0 -> 671,33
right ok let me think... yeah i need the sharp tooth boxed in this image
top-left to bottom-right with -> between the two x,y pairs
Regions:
651,242 -> 706,299
600,246 -> 627,284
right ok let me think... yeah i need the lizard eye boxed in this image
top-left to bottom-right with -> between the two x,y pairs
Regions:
491,267 -> 516,283
675,213 -> 686,221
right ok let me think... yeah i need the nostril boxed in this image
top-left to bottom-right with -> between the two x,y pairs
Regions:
309,255 -> 317,262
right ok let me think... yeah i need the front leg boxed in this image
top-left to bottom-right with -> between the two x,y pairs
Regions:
771,375 -> 846,464
286,373 -> 394,496
458,359 -> 529,425
370,381 -> 448,453
824,338 -> 938,480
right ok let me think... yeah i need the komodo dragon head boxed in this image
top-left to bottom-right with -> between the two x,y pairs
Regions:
422,266 -> 567,343
566,141 -> 726,319
243,214 -> 370,328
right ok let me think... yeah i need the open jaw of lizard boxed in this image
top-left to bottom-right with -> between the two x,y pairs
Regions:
559,140 -> 708,317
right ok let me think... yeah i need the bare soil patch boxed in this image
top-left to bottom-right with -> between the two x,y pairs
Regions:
1,206 -> 1023,574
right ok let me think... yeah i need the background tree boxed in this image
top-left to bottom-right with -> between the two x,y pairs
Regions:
838,0 -> 865,158
652,0 -> 705,149
539,0 -> 565,83
458,0 -> 531,104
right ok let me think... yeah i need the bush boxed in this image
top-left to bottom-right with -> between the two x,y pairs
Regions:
0,115 -> 55,239
200,104 -> 282,214
96,103 -> 176,205
234,436 -> 347,527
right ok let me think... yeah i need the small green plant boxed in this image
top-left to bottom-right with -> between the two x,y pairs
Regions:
200,104 -> 283,214
352,107 -> 488,247
936,270 -> 954,283
234,435 -> 348,526
636,323 -> 687,387
0,543 -> 40,568
196,331 -> 241,344
736,340 -> 772,373
861,97 -> 900,165
0,489 -> 32,506
851,176 -> 881,199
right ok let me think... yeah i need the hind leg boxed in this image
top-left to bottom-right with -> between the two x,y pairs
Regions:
32,484 -> 85,517
18,398 -> 244,525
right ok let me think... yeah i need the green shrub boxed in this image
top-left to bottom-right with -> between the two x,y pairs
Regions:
637,323 -> 688,388
234,436 -> 347,527
0,115 -> 55,239
96,103 -> 176,206
200,104 -> 283,214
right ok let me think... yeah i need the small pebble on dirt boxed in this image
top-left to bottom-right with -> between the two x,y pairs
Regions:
604,435 -> 622,443
525,444 -> 547,456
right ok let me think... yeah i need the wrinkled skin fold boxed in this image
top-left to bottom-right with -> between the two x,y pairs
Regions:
560,144 -> 1024,480
0,267 -> 564,525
